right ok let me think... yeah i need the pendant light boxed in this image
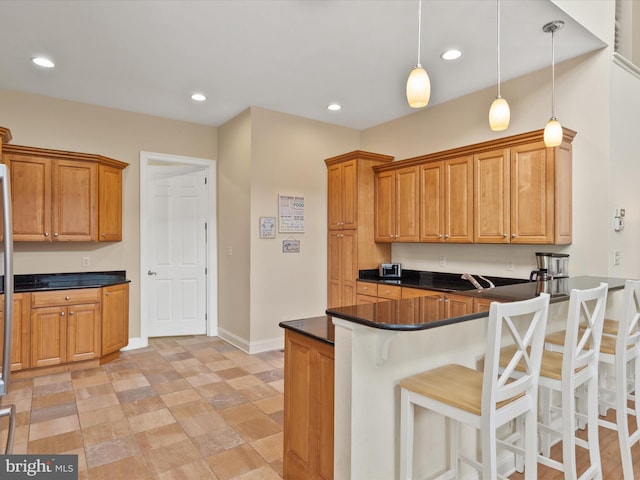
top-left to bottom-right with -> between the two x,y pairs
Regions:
489,0 -> 510,131
406,0 -> 430,108
543,20 -> 564,147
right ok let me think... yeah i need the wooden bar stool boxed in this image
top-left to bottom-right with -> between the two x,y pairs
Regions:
399,294 -> 550,480
501,283 -> 608,480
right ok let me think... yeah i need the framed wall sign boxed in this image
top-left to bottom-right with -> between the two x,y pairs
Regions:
282,238 -> 300,253
278,193 -> 304,233
259,216 -> 276,239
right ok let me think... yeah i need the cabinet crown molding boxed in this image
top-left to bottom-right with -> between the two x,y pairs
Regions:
0,127 -> 12,145
325,150 -> 394,167
373,127 -> 576,172
3,144 -> 129,170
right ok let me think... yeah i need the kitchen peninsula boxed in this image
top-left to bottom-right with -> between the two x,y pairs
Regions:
281,275 -> 628,480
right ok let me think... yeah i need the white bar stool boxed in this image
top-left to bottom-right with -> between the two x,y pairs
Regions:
501,283 -> 608,480
399,294 -> 550,480
595,279 -> 640,480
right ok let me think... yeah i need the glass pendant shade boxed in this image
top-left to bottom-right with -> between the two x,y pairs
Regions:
489,97 -> 510,131
544,118 -> 563,147
406,66 -> 430,108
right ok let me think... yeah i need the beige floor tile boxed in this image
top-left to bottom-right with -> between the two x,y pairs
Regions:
111,374 -> 151,392
128,407 -> 176,433
135,422 -> 189,450
169,399 -> 214,420
78,404 -> 127,429
252,394 -> 283,415
82,417 -> 131,445
218,403 -> 266,426
76,392 -> 120,412
185,372 -> 223,387
178,411 -> 227,438
234,416 -> 282,442
205,359 -> 237,372
29,414 -> 80,441
226,375 -> 263,390
86,452 -> 153,480
161,388 -> 203,407
206,444 -> 267,480
33,372 -> 71,387
71,370 -> 110,389
84,435 -> 141,469
251,432 -> 284,463
156,459 -> 219,479
143,437 -> 202,474
234,464 -> 284,480
27,430 -> 83,454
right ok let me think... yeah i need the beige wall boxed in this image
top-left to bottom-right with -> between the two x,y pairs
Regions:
217,106 -> 359,352
217,109 -> 252,343
0,88 -> 217,339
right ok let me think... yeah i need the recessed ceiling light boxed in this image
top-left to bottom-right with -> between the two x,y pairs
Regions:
441,49 -> 462,61
191,93 -> 207,102
327,103 -> 342,111
32,57 -> 55,68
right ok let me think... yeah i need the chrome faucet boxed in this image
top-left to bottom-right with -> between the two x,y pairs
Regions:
461,273 -> 483,289
477,275 -> 496,288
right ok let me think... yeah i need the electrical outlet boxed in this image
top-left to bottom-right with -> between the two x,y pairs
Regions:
82,256 -> 90,267
226,246 -> 233,256
614,250 -> 621,266
439,256 -> 446,267
506,260 -> 514,271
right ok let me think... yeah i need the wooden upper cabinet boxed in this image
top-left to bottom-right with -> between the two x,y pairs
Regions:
444,156 -> 473,243
53,159 -> 97,241
374,166 -> 419,242
420,161 -> 444,241
5,154 -> 51,241
99,165 -> 123,241
2,145 -> 128,242
418,157 -> 472,243
327,159 -> 357,230
376,127 -> 575,245
474,148 -> 510,243
511,140 -> 572,244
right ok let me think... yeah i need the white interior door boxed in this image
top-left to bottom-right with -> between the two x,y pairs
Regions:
147,165 -> 207,337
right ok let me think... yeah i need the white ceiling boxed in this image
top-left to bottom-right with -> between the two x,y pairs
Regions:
0,0 -> 605,130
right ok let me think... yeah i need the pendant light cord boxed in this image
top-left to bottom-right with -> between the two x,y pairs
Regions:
551,27 -> 556,118
416,0 -> 422,66
496,0 -> 501,98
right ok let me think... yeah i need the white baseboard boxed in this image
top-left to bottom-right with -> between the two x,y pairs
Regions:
217,328 -> 284,354
122,337 -> 148,351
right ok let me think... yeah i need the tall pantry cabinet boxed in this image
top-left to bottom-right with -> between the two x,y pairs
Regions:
325,151 -> 393,308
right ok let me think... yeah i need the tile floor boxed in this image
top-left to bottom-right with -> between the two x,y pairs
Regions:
0,336 -> 285,479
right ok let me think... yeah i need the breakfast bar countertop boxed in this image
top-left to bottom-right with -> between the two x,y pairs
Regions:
327,275 -> 626,331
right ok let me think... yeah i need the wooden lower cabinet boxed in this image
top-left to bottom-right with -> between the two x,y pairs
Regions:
102,283 -> 130,355
31,291 -> 101,368
0,293 -> 31,371
284,329 -> 334,480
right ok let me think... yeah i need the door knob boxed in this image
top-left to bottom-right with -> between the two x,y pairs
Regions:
148,270 -> 157,276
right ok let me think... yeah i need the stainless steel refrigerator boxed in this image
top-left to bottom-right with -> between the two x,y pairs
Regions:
0,163 -> 16,453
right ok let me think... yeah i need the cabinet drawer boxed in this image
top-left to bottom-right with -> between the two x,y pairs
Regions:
31,288 -> 101,307
356,282 -> 378,296
377,284 -> 402,300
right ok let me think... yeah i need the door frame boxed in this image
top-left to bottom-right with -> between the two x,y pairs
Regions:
139,151 -> 217,346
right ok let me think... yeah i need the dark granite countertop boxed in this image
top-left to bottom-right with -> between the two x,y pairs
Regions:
280,276 -> 628,344
357,269 -> 529,292
278,316 -> 335,345
1,271 -> 129,294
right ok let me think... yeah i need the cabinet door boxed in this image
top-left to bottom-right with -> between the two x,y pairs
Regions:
327,160 -> 357,231
420,161 -> 445,242
445,294 -> 473,317
317,345 -> 335,480
510,142 -> 554,244
31,306 -> 67,368
101,283 -> 130,356
0,293 -> 31,371
328,231 -> 357,308
374,171 -> 395,242
474,149 -> 510,243
6,154 -> 51,241
52,160 -> 97,241
98,165 -> 123,241
327,163 -> 343,230
68,303 -> 101,362
445,156 -> 473,243
395,166 -> 419,242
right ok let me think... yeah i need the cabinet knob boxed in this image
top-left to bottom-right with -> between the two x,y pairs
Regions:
444,234 -> 449,239
69,311 -> 74,316
54,232 -> 59,237
101,233 -> 106,237
65,296 -> 70,300
363,286 -> 368,291
60,311 -> 65,316
105,292 -> 110,296
389,234 -> 393,238
511,234 -> 516,238
44,232 -> 49,237
503,233 -> 507,238
438,234 -> 442,238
